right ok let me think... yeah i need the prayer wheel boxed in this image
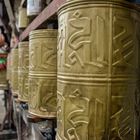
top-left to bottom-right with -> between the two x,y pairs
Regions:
57,1 -> 140,139
11,48 -> 18,96
27,0 -> 45,16
29,29 -> 57,118
18,7 -> 28,29
18,42 -> 29,102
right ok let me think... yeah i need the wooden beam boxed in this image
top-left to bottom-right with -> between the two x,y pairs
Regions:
4,0 -> 15,22
4,0 -> 19,42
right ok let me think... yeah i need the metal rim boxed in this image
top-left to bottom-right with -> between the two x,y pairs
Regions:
29,29 -> 58,40
58,0 -> 140,16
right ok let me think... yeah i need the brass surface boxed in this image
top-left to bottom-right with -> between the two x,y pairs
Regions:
27,0 -> 45,16
28,29 -> 57,118
57,1 -> 140,139
18,42 -> 29,102
11,48 -> 19,96
18,7 -> 28,28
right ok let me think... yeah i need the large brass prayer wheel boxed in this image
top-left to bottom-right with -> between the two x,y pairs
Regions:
29,29 -> 57,118
18,42 -> 29,102
57,1 -> 140,140
11,48 -> 19,96
18,7 -> 28,28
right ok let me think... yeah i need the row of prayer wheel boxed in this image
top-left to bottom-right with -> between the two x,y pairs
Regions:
7,0 -> 140,139
7,29 -> 57,118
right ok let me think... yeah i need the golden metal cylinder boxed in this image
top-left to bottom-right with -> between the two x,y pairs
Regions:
18,7 -> 28,28
27,0 -> 45,16
29,29 -> 57,118
11,48 -> 18,96
18,42 -> 29,102
57,1 -> 140,139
